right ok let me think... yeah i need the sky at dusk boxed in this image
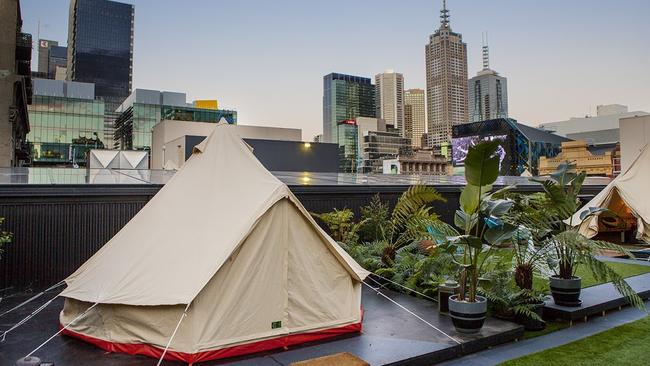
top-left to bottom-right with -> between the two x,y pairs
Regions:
21,0 -> 650,141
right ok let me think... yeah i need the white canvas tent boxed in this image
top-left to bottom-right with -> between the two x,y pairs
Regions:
573,144 -> 650,242
59,122 -> 369,363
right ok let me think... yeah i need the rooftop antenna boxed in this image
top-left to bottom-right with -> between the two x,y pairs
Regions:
440,0 -> 450,28
482,32 -> 490,70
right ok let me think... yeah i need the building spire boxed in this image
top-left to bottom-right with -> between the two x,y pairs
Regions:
440,0 -> 450,28
482,32 -> 489,69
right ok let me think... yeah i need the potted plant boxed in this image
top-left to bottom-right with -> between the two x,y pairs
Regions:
529,163 -> 644,309
432,141 -> 518,333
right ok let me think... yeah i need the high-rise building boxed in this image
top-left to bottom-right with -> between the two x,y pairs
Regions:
0,0 -> 32,167
47,45 -> 67,79
468,35 -> 508,122
38,39 -> 57,74
336,120 -> 359,173
37,40 -> 67,79
322,73 -> 376,144
375,70 -> 404,133
425,0 -> 468,148
113,89 -> 237,151
67,0 -> 135,144
27,79 -> 105,166
404,89 -> 426,148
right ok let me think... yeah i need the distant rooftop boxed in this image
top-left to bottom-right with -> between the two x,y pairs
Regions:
0,167 -> 611,187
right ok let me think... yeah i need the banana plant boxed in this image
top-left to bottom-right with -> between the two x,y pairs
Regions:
433,141 -> 518,303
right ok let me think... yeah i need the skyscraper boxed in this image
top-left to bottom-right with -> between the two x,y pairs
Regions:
322,73 -> 375,143
67,0 -> 134,143
425,0 -> 468,148
404,89 -> 426,148
38,39 -> 57,74
47,45 -> 67,79
468,35 -> 508,122
375,70 -> 404,133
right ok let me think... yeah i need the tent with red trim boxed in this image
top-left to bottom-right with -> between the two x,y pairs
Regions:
59,121 -> 369,364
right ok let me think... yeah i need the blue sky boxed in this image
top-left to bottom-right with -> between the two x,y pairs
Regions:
22,0 -> 650,140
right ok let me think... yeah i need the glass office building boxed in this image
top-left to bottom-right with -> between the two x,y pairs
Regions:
323,73 -> 376,144
113,89 -> 237,151
67,0 -> 134,107
67,0 -> 134,143
337,120 -> 359,173
27,79 -> 105,165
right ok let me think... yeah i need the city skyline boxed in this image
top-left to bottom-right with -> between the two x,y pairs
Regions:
20,0 -> 650,141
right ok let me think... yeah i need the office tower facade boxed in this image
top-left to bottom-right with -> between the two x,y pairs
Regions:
425,0 -> 468,148
375,70 -> 404,133
67,0 -> 134,143
336,120 -> 359,173
47,45 -> 68,79
38,40 -> 67,79
322,73 -> 376,144
27,79 -> 105,166
113,89 -> 237,151
404,89 -> 426,148
0,0 -> 32,167
38,39 -> 58,74
468,37 -> 508,122
361,130 -> 412,173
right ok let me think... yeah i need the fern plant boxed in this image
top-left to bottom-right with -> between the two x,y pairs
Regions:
368,185 -> 445,267
311,208 -> 366,244
502,193 -> 554,290
359,194 -> 390,243
479,267 -> 545,322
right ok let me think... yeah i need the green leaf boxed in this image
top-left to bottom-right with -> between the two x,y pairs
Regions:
454,210 -> 478,231
460,184 -> 491,214
483,199 -> 514,217
484,223 -> 517,245
464,141 -> 501,186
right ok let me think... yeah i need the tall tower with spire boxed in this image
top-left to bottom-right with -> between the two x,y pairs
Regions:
425,0 -> 468,149
468,32 -> 509,122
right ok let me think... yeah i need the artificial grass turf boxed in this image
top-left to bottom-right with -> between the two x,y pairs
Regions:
501,316 -> 650,366
574,261 -> 650,288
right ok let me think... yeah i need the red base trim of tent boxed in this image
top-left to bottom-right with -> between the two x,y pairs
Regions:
60,320 -> 362,364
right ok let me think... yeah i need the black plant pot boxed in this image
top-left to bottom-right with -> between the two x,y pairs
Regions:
550,276 -> 582,307
515,301 -> 546,331
449,295 -> 487,334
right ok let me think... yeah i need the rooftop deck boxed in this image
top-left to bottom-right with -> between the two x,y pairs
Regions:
0,287 -> 523,366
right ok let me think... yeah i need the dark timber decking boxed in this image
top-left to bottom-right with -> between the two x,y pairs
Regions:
543,271 -> 650,322
0,287 -> 523,366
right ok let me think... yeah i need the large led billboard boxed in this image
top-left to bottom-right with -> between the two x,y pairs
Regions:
452,135 -> 507,168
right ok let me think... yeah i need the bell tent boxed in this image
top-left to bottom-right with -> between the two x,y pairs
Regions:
59,122 -> 369,363
573,144 -> 650,243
